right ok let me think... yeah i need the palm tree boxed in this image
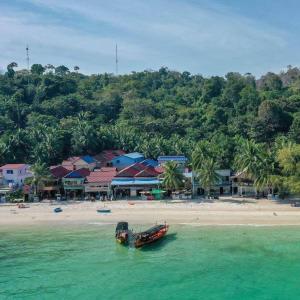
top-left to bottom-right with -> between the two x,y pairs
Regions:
234,139 -> 262,179
192,141 -> 212,171
161,161 -> 184,191
30,163 -> 51,197
196,158 -> 219,197
234,139 -> 275,194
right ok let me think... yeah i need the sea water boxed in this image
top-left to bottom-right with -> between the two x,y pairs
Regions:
1,225 -> 300,300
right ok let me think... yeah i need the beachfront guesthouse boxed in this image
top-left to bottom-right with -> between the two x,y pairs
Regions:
62,168 -> 90,199
0,164 -> 32,188
84,167 -> 117,199
189,169 -> 232,196
111,162 -> 162,198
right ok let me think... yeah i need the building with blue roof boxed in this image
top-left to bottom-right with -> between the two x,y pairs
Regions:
81,155 -> 96,164
157,155 -> 188,172
62,168 -> 90,199
141,159 -> 159,168
111,152 -> 145,170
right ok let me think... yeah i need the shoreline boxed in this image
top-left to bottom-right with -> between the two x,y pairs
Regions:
1,198 -> 300,228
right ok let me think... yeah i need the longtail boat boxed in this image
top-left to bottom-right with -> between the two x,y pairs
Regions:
115,222 -> 169,248
133,224 -> 169,248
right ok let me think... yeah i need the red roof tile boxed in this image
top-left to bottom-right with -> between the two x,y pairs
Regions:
0,164 -> 26,169
50,166 -> 70,179
135,167 -> 160,177
154,166 -> 165,174
116,163 -> 160,178
93,150 -> 126,167
86,167 -> 117,183
76,168 -> 90,177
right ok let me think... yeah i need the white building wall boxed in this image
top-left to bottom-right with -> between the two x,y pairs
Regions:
2,165 -> 32,187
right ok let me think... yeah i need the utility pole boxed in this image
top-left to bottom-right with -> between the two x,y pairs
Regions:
115,44 -> 118,75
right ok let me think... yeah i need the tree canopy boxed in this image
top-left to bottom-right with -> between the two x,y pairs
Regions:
0,64 -> 300,170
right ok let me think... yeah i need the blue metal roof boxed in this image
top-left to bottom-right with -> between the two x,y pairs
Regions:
111,178 -> 161,186
81,155 -> 96,164
124,152 -> 144,159
64,171 -> 84,178
157,156 -> 187,162
141,159 -> 159,167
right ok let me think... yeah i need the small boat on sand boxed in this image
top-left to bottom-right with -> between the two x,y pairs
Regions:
18,203 -> 29,209
97,209 -> 111,213
54,207 -> 63,213
115,222 -> 169,248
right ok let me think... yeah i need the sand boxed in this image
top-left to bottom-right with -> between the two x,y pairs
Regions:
1,197 -> 300,227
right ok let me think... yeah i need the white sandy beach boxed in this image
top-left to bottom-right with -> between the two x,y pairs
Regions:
1,198 -> 300,227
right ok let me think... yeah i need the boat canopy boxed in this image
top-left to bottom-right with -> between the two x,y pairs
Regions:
139,225 -> 166,238
116,222 -> 128,231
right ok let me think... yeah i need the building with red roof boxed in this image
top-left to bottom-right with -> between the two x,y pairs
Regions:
84,167 -> 117,196
112,163 -> 162,198
41,166 -> 71,197
93,150 -> 126,168
61,155 -> 97,171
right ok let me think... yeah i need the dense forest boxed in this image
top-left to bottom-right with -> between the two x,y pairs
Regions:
0,63 -> 300,170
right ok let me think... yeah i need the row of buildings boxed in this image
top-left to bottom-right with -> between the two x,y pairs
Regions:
0,150 -> 259,201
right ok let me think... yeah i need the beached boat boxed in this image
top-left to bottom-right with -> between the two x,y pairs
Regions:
134,224 -> 169,248
115,221 -> 129,244
115,222 -> 169,248
54,207 -> 63,213
97,209 -> 111,213
18,203 -> 29,209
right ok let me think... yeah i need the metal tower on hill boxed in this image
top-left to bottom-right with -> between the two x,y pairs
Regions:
26,45 -> 30,70
115,44 -> 118,75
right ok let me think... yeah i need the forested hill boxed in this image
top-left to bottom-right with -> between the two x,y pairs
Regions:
0,63 -> 300,167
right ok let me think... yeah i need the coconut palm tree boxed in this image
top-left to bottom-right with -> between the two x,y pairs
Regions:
30,163 -> 51,197
196,158 -> 220,197
161,161 -> 184,191
234,139 -> 275,194
234,139 -> 262,179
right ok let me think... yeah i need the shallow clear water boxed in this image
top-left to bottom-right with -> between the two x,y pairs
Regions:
1,225 -> 300,300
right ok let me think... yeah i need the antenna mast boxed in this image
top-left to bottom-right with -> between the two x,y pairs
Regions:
115,44 -> 118,75
26,45 -> 30,71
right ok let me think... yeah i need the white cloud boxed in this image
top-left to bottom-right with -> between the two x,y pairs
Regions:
0,0 -> 292,75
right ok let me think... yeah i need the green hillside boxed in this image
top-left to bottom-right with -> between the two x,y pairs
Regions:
1,63 -> 299,168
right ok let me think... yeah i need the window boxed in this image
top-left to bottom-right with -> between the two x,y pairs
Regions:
6,170 -> 13,174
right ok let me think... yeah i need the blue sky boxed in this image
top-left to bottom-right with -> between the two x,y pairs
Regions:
0,0 -> 299,76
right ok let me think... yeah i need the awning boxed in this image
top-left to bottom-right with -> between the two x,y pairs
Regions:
111,178 -> 161,186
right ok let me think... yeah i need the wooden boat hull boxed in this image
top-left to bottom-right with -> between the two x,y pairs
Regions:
97,209 -> 111,213
134,225 -> 169,248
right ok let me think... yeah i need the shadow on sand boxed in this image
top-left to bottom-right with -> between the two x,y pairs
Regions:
219,198 -> 257,205
138,233 -> 177,252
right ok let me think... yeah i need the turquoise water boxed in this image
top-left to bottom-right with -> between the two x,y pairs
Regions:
1,225 -> 300,300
